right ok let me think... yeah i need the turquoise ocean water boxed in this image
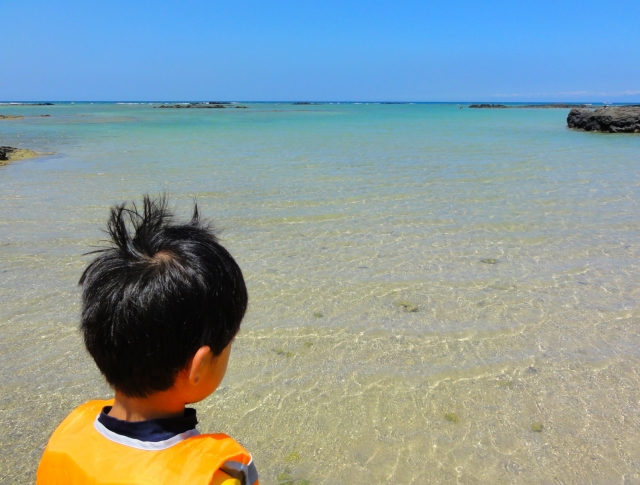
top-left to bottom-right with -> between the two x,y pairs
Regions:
1,102 -> 640,483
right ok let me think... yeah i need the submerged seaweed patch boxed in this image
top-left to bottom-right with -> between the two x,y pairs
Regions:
277,471 -> 293,481
498,380 -> 514,388
532,422 -> 544,432
277,469 -> 311,485
481,258 -> 499,264
398,301 -> 419,312
273,349 -> 294,358
489,284 -> 514,291
285,451 -> 301,462
444,412 -> 459,423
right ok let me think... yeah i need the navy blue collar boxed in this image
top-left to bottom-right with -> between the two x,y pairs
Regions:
97,406 -> 198,442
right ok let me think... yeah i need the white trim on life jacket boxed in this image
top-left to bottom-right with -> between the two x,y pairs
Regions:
94,415 -> 201,451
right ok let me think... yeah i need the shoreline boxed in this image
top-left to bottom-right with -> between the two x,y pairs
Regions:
468,103 -> 591,109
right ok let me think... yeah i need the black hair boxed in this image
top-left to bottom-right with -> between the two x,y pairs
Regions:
79,195 -> 248,398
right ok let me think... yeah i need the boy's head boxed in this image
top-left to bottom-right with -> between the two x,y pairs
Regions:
79,195 -> 248,398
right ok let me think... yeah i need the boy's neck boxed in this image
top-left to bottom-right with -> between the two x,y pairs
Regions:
108,390 -> 187,422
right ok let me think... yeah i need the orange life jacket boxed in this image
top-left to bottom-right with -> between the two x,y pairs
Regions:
37,400 -> 259,485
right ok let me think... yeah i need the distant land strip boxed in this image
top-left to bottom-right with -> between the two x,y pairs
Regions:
468,103 -> 591,109
156,102 -> 247,109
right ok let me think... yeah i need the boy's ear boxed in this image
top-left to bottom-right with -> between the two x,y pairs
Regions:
187,346 -> 211,385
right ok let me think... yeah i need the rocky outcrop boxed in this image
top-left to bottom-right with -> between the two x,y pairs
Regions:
567,107 -> 640,133
469,103 -> 588,109
1,114 -> 50,119
0,146 -> 40,166
155,102 -> 250,109
157,103 -> 227,109
469,104 -> 508,108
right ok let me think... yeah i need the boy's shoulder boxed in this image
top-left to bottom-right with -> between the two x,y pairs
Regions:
38,400 -> 258,485
64,398 -> 110,422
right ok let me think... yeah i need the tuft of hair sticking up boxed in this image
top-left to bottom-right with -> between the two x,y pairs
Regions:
79,195 -> 247,398
104,195 -> 205,263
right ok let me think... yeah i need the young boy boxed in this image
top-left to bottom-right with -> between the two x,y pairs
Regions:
37,195 -> 258,485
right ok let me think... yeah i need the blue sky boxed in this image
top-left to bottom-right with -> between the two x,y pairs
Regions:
2,0 -> 639,102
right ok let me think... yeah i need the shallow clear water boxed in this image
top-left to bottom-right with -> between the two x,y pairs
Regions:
1,103 -> 640,484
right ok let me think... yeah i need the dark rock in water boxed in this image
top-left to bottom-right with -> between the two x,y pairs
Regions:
0,146 -> 15,160
0,146 -> 40,165
1,114 -> 51,119
292,102 -> 312,105
19,102 -> 54,106
469,104 -> 508,108
156,103 -> 226,109
567,106 -> 640,133
470,103 -> 588,109
207,101 -> 231,104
